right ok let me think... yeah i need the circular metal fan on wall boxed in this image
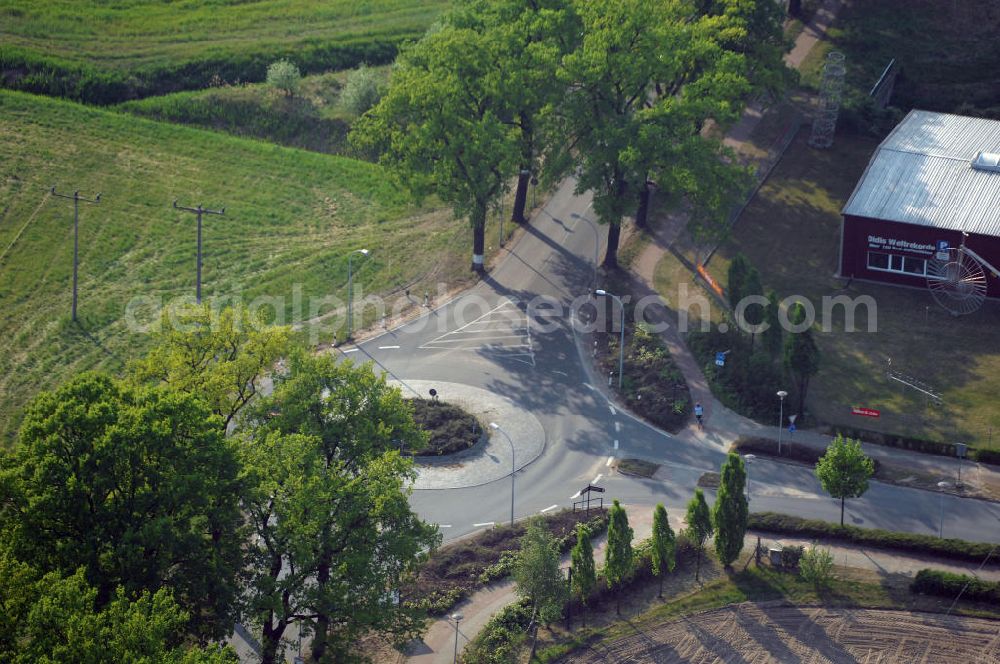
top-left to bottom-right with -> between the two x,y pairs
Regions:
927,247 -> 988,316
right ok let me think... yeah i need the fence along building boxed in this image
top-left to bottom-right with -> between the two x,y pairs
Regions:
838,110 -> 1000,297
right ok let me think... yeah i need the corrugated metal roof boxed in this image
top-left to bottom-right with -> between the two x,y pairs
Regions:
842,110 -> 1000,236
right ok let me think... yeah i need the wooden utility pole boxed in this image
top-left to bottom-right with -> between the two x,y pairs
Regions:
50,187 -> 101,321
173,200 -> 225,303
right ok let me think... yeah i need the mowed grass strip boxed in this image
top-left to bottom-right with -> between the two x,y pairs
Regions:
705,131 -> 1000,448
0,89 -> 471,445
0,0 -> 446,72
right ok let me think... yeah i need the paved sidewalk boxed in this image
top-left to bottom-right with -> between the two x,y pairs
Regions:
390,380 -> 546,491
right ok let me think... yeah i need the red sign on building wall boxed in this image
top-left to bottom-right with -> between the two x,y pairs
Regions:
851,407 -> 880,418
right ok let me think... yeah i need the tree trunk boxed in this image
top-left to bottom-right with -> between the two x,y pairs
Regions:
512,169 -> 530,224
471,206 -> 486,273
658,574 -> 663,599
840,496 -> 845,526
615,591 -> 621,616
311,544 -> 333,661
260,619 -> 286,664
603,222 -> 621,269
695,548 -> 702,582
635,183 -> 652,229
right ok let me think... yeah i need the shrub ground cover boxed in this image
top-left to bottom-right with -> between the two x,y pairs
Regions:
405,509 -> 608,618
406,398 -> 481,456
0,89 -> 485,445
0,0 -> 447,103
116,68 -> 390,158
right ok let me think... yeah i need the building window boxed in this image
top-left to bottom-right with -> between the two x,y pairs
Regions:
867,251 -> 927,277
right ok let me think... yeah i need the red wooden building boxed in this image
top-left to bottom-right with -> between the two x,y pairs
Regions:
839,110 -> 1000,297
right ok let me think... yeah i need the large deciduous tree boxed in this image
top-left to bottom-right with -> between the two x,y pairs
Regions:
130,303 -> 289,432
351,22 -> 519,273
555,0 -> 765,268
450,0 -> 580,224
604,499 -> 634,615
0,372 -> 244,641
241,351 -> 439,663
712,453 -> 748,567
0,548 -> 236,664
815,435 -> 875,526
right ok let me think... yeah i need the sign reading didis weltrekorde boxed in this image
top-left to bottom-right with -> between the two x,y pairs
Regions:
851,406 -> 880,418
867,235 -> 936,256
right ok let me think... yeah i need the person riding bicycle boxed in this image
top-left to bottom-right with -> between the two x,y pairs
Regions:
694,402 -> 704,427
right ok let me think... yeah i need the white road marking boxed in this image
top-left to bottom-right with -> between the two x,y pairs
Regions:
592,473 -> 603,484
615,422 -> 621,433
342,348 -> 359,353
609,406 -> 617,416
554,370 -> 568,376
378,345 -> 400,349
606,456 -> 614,466
613,439 -> 619,449
473,522 -> 495,528
584,383 -> 595,391
438,524 -> 452,528
540,504 -> 559,514
570,490 -> 582,500
426,335 -> 529,343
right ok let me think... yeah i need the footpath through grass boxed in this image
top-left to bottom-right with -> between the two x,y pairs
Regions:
0,89 -> 475,445
0,0 -> 447,102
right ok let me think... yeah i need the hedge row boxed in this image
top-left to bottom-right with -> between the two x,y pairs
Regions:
911,569 -> 1000,604
826,425 -> 1000,467
748,512 -> 998,566
732,436 -> 881,473
0,39 -> 399,105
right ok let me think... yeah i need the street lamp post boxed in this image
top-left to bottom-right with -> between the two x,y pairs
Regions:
937,481 -> 952,538
489,422 -> 516,526
776,390 -> 788,455
346,249 -> 369,339
595,290 -> 625,390
743,454 -> 756,504
570,212 -> 600,291
450,613 -> 463,663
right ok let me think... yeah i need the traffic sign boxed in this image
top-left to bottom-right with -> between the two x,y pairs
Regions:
851,406 -> 880,418
715,352 -> 726,367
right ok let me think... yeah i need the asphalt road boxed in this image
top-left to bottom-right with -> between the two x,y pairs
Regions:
346,177 -> 1000,547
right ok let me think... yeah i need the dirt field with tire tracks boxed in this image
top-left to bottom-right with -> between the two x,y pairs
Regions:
566,604 -> 1000,663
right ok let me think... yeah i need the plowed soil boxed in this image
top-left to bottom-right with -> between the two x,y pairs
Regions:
566,605 -> 1000,663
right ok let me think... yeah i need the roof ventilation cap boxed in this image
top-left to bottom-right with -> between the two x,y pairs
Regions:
972,151 -> 1000,172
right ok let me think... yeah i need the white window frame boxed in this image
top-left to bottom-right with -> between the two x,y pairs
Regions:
867,251 -> 928,277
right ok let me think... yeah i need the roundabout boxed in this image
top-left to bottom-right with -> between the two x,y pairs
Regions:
390,380 -> 546,491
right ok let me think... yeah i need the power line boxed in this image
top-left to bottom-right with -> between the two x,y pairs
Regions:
50,187 -> 102,322
172,200 -> 225,304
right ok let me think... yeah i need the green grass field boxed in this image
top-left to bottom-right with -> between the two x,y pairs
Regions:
117,68 -> 391,156
0,0 -> 447,103
704,130 -> 1000,449
798,0 -> 1000,118
0,89 -> 486,445
0,0 -> 444,71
